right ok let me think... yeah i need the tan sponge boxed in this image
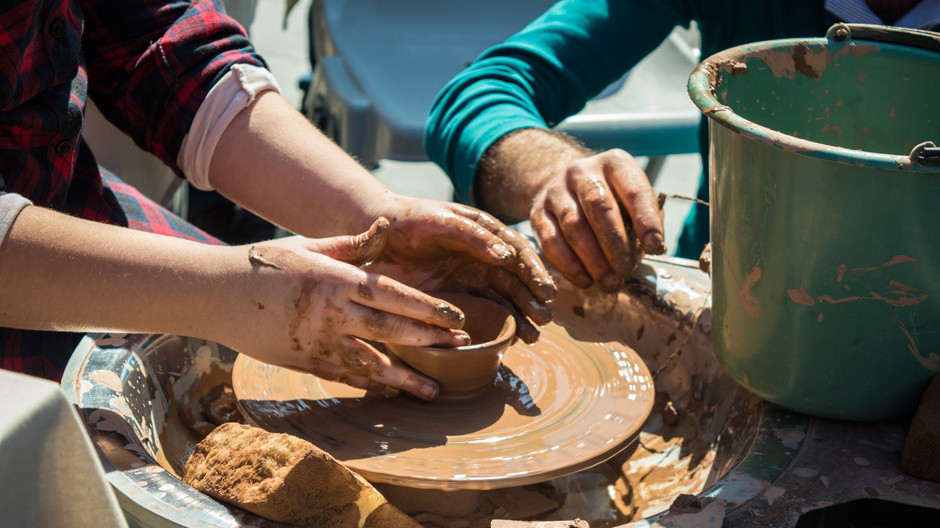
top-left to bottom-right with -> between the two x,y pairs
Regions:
902,375 -> 940,482
183,422 -> 421,528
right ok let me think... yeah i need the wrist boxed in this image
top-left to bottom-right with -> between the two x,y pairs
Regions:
191,244 -> 276,347
347,187 -> 407,232
475,129 -> 590,222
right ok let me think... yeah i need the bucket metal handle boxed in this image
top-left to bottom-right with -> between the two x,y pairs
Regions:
911,142 -> 940,167
826,23 -> 940,52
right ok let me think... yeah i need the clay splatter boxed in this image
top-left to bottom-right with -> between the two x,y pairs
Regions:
849,254 -> 918,276
817,281 -> 927,308
897,321 -> 940,372
787,286 -> 816,306
358,281 -> 374,300
795,257 -> 926,309
739,265 -> 762,318
288,277 -> 317,350
248,246 -> 284,270
89,370 -> 123,392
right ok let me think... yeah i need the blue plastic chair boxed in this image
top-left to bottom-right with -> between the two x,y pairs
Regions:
302,0 -> 700,180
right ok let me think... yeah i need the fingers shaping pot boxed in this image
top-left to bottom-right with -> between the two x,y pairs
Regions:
386,292 -> 516,399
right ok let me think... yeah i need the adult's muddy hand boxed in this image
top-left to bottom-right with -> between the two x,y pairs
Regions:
221,218 -> 472,401
529,149 -> 666,292
362,198 -> 557,343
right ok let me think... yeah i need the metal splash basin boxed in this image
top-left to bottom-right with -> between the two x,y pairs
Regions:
63,256 -> 812,527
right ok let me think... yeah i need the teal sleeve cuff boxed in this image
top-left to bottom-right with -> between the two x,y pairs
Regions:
424,0 -> 688,204
429,100 -> 545,204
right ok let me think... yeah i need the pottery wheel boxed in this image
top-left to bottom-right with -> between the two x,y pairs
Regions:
232,316 -> 654,490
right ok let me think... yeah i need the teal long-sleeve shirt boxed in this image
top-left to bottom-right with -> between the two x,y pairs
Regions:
424,0 -> 837,256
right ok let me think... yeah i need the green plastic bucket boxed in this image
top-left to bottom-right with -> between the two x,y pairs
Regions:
688,24 -> 940,421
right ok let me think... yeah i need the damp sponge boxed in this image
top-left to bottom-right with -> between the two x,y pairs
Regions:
902,375 -> 940,482
183,422 -> 421,528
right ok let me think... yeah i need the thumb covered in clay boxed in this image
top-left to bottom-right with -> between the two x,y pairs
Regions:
305,217 -> 390,265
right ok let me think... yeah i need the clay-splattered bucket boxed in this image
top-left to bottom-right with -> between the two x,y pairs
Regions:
688,24 -> 940,420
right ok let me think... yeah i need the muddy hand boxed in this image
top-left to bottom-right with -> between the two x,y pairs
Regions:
366,198 -> 556,343
529,149 -> 666,292
233,219 -> 471,400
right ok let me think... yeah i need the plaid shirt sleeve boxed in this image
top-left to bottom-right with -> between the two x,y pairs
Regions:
80,0 -> 267,174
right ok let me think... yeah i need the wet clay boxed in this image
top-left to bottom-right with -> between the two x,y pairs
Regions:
179,382 -> 244,438
351,217 -> 390,264
158,365 -> 242,478
385,292 -> 515,399
232,308 -> 655,490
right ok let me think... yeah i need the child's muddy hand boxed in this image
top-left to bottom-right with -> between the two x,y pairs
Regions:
223,223 -> 468,400
359,197 -> 557,342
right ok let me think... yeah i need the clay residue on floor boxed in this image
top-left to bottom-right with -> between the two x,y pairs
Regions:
613,395 -> 717,520
611,370 -> 763,522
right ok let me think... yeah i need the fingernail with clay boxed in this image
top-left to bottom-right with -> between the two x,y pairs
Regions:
535,277 -> 559,300
435,302 -> 465,326
529,299 -> 553,325
574,273 -> 593,289
643,232 -> 666,254
451,331 -> 471,346
420,382 -> 439,401
602,273 -> 623,292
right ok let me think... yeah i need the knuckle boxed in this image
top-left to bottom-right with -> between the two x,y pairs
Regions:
542,185 -> 567,206
602,148 -> 633,165
306,359 -> 343,380
390,319 -> 414,339
565,160 -> 593,183
337,373 -> 370,390
538,236 -> 566,259
620,184 -> 643,204
340,346 -> 382,377
530,218 -> 557,246
583,193 -> 616,215
365,311 -> 390,333
397,375 -> 426,397
314,369 -> 342,382
556,206 -> 581,230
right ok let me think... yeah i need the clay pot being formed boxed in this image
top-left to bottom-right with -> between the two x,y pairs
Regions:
385,292 -> 515,399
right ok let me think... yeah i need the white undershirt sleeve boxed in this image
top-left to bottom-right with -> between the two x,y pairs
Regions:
0,192 -> 32,250
177,64 -> 281,191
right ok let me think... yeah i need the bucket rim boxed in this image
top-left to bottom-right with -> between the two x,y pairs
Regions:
687,34 -> 940,172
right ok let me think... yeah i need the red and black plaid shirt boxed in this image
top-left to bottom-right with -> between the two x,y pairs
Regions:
0,0 -> 265,380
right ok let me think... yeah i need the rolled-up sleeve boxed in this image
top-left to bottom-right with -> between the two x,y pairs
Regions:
0,192 -> 32,250
424,0 -> 690,204
81,0 -> 268,175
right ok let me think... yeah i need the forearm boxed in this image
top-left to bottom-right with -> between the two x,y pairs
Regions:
475,128 -> 590,223
0,205 -> 247,341
207,91 -> 394,238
